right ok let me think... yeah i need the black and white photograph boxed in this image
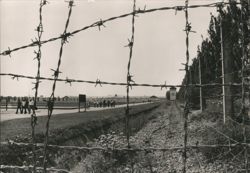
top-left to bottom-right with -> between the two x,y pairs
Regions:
0,0 -> 250,172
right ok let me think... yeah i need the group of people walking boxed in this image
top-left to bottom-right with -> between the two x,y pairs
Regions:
92,100 -> 116,108
16,98 -> 35,114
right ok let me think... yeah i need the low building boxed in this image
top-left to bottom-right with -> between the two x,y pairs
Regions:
169,87 -> 177,101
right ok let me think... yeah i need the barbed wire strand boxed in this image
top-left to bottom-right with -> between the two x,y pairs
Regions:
42,1 -> 74,172
2,73 -> 249,87
30,1 -> 48,172
0,2 -> 241,57
183,1 -> 191,172
125,0 -> 136,148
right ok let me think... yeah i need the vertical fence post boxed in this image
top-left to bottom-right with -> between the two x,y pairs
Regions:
220,14 -> 227,124
220,4 -> 235,123
78,99 -> 80,113
198,54 -> 203,111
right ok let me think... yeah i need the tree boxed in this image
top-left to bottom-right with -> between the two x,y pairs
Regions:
178,1 -> 249,112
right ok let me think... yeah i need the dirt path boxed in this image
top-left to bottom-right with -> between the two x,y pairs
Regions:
71,101 -> 234,173
71,101 -> 190,172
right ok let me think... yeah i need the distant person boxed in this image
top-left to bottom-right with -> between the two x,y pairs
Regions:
5,98 -> 8,111
107,100 -> 111,107
21,99 -> 26,114
29,99 -> 34,112
25,98 -> 30,114
47,99 -> 53,115
111,100 -> 116,107
103,100 -> 106,108
16,98 -> 22,114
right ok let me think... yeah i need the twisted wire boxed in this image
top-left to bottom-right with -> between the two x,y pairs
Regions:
2,73 -> 249,87
0,2 -> 240,57
30,1 -> 48,172
42,1 -> 74,172
125,0 -> 136,148
183,1 -> 191,172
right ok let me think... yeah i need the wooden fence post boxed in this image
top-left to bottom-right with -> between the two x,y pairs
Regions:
198,56 -> 204,111
220,15 -> 234,123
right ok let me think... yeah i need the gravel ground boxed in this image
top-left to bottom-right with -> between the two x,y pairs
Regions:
71,101 -> 246,173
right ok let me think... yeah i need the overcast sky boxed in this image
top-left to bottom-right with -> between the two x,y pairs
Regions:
0,0 -> 221,97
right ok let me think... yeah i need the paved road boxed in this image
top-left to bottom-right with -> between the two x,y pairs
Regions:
0,102 -> 150,122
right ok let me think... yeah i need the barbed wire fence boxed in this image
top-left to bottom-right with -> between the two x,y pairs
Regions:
42,0 -> 74,172
125,0 -> 136,148
0,0 -> 249,173
182,1 -> 191,172
31,1 -> 48,172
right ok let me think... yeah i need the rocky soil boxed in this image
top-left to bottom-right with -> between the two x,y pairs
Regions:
72,101 -> 247,173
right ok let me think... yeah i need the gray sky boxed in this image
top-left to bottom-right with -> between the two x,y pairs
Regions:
0,0 -> 220,97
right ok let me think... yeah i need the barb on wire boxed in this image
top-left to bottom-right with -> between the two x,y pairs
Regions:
31,38 -> 41,46
60,32 -> 73,44
65,77 -> 73,86
161,81 -> 167,90
125,38 -> 134,48
95,78 -> 102,87
137,5 -> 146,13
11,75 -> 19,81
42,1 -> 74,172
175,6 -> 185,15
0,2 -> 239,57
32,81 -> 42,90
2,47 -> 11,57
65,0 -> 74,8
97,19 -> 106,31
33,51 -> 41,60
41,0 -> 49,6
50,69 -> 62,78
127,74 -> 135,90
35,23 -> 43,33
184,22 -> 196,33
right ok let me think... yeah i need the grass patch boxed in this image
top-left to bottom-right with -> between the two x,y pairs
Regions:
0,102 -> 161,169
